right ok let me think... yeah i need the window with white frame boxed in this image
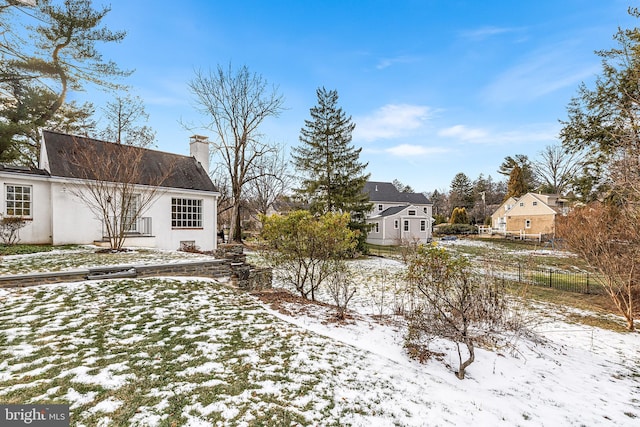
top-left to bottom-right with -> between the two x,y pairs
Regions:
394,219 -> 399,229
408,210 -> 416,216
532,201 -> 538,206
378,204 -> 383,211
124,194 -> 140,232
525,219 -> 531,229
403,220 -> 409,231
420,220 -> 426,231
374,222 -> 379,233
5,185 -> 32,217
172,198 -> 203,228
519,202 -> 524,207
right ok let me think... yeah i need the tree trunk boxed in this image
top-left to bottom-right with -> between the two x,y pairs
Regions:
456,339 -> 475,380
231,203 -> 243,242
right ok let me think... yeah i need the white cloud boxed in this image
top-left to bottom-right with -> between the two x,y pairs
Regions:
482,43 -> 600,104
384,144 -> 449,157
354,104 -> 433,142
437,123 -> 559,145
438,125 -> 488,141
375,55 -> 420,70
460,26 -> 521,40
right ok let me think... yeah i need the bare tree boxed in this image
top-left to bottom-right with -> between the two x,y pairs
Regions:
557,202 -> 639,331
245,143 -> 293,221
65,137 -> 173,250
211,166 -> 233,237
406,246 -> 509,379
532,144 -> 583,195
99,95 -> 156,147
325,261 -> 357,320
189,64 -> 285,242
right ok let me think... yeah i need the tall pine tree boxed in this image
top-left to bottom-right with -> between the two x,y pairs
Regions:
505,165 -> 529,199
293,87 -> 371,247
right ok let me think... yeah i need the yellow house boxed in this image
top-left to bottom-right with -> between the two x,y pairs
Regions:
491,193 -> 569,238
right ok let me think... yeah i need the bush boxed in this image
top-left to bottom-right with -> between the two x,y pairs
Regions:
433,223 -> 477,235
260,210 -> 358,301
449,207 -> 469,224
0,215 -> 27,245
405,246 -> 510,379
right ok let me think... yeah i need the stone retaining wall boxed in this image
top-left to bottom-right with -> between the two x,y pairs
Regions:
0,245 -> 272,291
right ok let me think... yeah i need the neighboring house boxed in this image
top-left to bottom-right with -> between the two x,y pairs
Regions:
364,181 -> 433,246
490,193 -> 569,238
491,196 -> 518,233
0,130 -> 219,251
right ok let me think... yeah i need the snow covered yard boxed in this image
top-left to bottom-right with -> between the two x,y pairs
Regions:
0,246 -> 214,275
0,266 -> 639,426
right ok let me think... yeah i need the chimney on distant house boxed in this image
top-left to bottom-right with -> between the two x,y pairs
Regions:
189,135 -> 210,173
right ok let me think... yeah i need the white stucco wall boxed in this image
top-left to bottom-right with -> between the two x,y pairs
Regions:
0,173 -> 52,244
143,188 -> 217,251
50,181 -> 103,245
2,173 -> 217,251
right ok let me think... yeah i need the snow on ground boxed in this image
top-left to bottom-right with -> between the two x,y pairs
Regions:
0,246 -> 215,275
437,237 -> 575,258
0,251 -> 639,425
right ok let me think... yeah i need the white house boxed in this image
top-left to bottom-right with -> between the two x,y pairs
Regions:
364,181 -> 433,246
0,130 -> 219,251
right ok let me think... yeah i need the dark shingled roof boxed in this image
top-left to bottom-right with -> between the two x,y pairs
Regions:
42,130 -> 217,192
377,206 -> 406,217
364,181 -> 430,204
0,163 -> 49,176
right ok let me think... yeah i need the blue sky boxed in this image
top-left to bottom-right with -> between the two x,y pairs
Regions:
68,0 -> 637,192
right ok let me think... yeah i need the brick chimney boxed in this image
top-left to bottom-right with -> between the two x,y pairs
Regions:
189,135 -> 210,173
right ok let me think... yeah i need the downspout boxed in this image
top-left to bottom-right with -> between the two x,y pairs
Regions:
40,132 -> 55,245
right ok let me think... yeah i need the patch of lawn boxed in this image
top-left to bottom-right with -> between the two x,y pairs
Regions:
1,278 -> 422,426
0,244 -> 78,256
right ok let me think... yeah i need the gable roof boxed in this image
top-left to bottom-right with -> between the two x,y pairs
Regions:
41,130 -> 217,192
377,206 -> 406,217
364,181 -> 430,204
368,205 -> 430,219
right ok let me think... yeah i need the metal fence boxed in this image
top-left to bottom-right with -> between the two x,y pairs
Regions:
506,264 -> 605,295
365,244 -> 606,295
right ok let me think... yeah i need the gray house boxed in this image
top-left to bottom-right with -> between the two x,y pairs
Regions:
364,181 -> 433,246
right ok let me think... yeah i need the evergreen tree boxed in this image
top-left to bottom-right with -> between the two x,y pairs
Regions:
506,165 -> 529,199
293,88 -> 370,214
498,154 -> 536,191
449,172 -> 474,210
449,207 -> 469,224
0,0 -> 129,163
293,88 -> 371,246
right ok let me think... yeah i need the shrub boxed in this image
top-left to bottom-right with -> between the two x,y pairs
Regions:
433,223 -> 477,235
260,210 -> 358,301
449,207 -> 469,224
0,215 -> 27,245
406,246 -> 510,379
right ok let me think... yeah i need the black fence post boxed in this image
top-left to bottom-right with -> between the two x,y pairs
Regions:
518,262 -> 522,283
